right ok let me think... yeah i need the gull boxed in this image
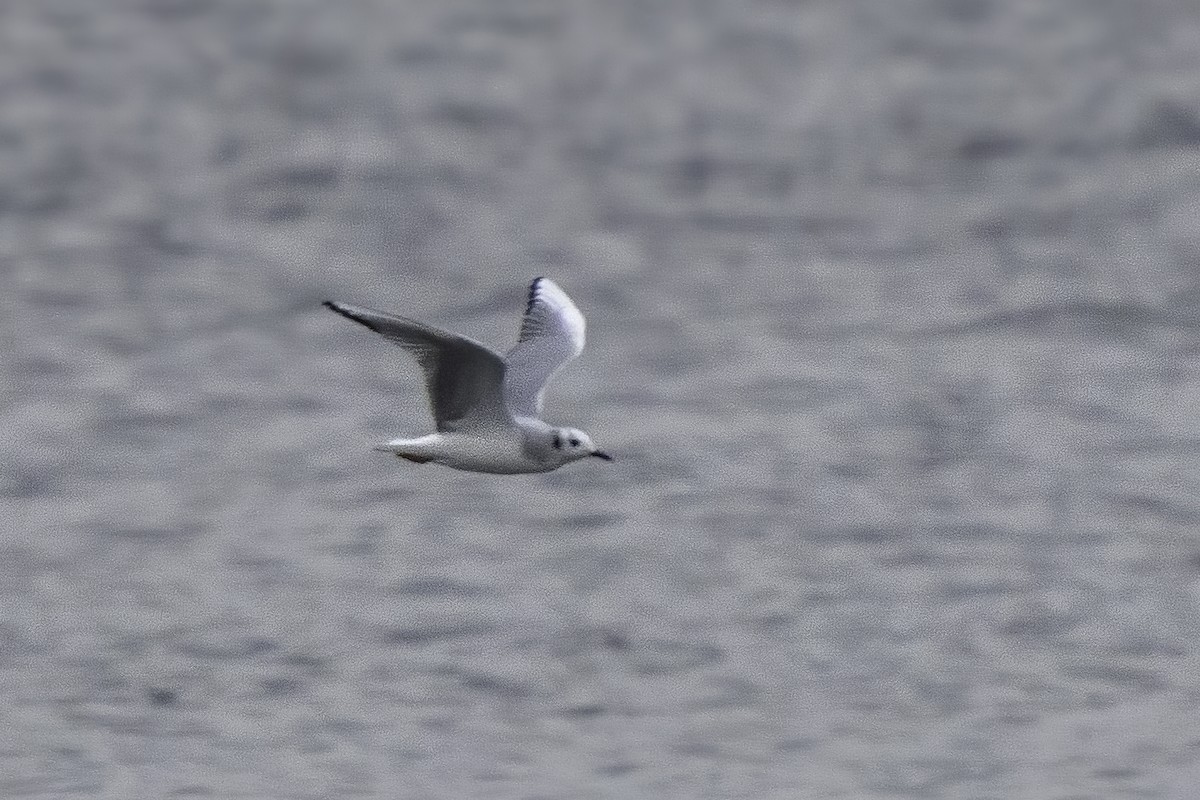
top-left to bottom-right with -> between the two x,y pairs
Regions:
324,277 -> 612,474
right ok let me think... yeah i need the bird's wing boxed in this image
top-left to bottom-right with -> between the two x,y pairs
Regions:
502,278 -> 586,418
323,300 -> 511,433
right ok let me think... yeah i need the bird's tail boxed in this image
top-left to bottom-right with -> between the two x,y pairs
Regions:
374,438 -> 434,464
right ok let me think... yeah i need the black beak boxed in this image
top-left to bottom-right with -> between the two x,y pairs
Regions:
590,450 -> 613,462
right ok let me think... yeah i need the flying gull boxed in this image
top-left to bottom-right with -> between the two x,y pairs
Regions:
324,277 -> 612,474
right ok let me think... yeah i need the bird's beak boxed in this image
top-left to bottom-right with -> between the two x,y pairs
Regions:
590,450 -> 613,462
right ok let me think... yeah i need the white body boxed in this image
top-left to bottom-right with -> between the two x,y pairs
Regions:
378,431 -> 543,474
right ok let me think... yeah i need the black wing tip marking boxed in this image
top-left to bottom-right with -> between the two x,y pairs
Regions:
323,300 -> 379,333
525,277 -> 545,316
518,277 -> 548,342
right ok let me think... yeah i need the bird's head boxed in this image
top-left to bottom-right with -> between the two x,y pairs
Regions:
549,427 -> 612,465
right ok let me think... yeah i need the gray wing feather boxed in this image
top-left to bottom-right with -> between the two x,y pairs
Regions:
323,300 -> 510,432
503,278 -> 586,418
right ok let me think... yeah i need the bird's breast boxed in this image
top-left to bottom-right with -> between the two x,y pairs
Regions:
437,431 -> 548,474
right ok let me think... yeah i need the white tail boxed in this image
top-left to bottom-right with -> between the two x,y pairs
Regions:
373,435 -> 438,464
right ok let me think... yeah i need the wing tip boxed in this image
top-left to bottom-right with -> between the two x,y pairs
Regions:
322,299 -> 378,332
525,277 -> 545,315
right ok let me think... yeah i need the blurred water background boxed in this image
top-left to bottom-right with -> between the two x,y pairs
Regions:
3,0 -> 1200,797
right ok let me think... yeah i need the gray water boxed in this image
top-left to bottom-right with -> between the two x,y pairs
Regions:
3,1 -> 1200,797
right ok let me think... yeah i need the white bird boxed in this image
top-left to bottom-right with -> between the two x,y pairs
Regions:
324,277 -> 612,474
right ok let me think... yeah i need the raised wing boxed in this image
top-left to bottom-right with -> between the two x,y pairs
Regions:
503,277 -> 586,418
323,300 -> 511,432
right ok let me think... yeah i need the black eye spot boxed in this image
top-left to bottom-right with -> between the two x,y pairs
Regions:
569,438 -> 580,447
553,434 -> 562,449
